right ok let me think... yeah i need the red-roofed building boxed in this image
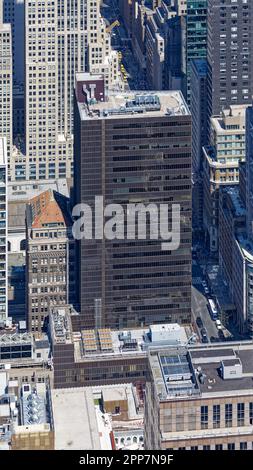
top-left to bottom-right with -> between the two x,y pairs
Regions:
25,189 -> 75,334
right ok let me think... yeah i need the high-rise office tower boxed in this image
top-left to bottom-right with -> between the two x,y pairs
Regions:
207,0 -> 253,118
0,4 -> 12,165
3,0 -> 24,86
23,0 -> 121,183
3,1 -> 25,140
186,0 -> 207,105
24,0 -> 86,182
74,74 -> 192,329
191,58 -> 208,230
0,137 -> 8,326
246,103 -> 253,240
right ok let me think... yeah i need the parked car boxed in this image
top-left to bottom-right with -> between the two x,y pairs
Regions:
215,319 -> 222,330
196,316 -> 203,328
200,328 -> 208,343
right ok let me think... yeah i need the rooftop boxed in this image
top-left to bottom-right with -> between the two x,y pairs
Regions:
20,383 -> 48,426
150,342 -> 253,400
51,387 -> 103,450
28,189 -> 71,229
75,323 -> 191,362
50,307 -> 73,345
78,90 -> 190,121
0,332 -> 33,346
211,105 -> 247,134
8,201 -> 26,229
49,307 -> 194,361
149,347 -> 200,401
8,179 -> 70,202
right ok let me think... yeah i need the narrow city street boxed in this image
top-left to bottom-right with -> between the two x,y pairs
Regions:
192,285 -> 219,342
101,0 -> 147,91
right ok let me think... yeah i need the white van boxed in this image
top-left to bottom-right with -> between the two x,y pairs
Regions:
215,319 -> 222,330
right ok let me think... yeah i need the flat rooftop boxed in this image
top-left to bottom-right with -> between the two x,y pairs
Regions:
190,343 -> 253,396
74,323 -> 190,362
149,347 -> 200,400
211,105 -> 247,133
150,342 -> 253,400
8,179 -> 70,202
79,91 -> 190,121
51,388 -> 102,450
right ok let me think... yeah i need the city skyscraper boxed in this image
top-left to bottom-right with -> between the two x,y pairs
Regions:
186,0 -> 207,105
207,0 -> 253,118
246,103 -> 253,240
22,0 -> 121,183
74,74 -> 192,329
0,3 -> 12,167
3,1 -> 25,141
0,137 -> 8,326
24,0 -> 87,182
191,58 -> 208,230
3,0 -> 24,87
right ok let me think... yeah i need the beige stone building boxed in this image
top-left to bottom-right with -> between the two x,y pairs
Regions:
203,105 -> 247,252
0,6 -> 12,174
25,189 -> 74,333
23,0 -> 121,182
145,342 -> 253,450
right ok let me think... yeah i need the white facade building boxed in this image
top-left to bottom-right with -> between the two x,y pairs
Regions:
0,137 -> 8,325
23,0 -> 121,182
0,4 -> 12,169
3,0 -> 24,86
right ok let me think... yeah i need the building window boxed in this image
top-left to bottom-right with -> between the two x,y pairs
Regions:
240,442 -> 247,450
213,405 -> 220,428
203,445 -> 210,450
190,446 -> 198,450
201,406 -> 208,429
215,444 -> 223,450
225,403 -> 233,427
249,402 -> 253,424
228,443 -> 235,450
237,403 -> 245,426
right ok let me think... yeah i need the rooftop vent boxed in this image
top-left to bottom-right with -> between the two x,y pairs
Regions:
220,358 -> 242,380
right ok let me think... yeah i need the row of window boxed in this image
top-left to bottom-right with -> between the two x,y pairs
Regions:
200,402 -> 253,429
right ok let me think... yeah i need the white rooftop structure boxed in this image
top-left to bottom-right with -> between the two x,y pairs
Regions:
149,323 -> 188,345
52,387 -> 104,450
